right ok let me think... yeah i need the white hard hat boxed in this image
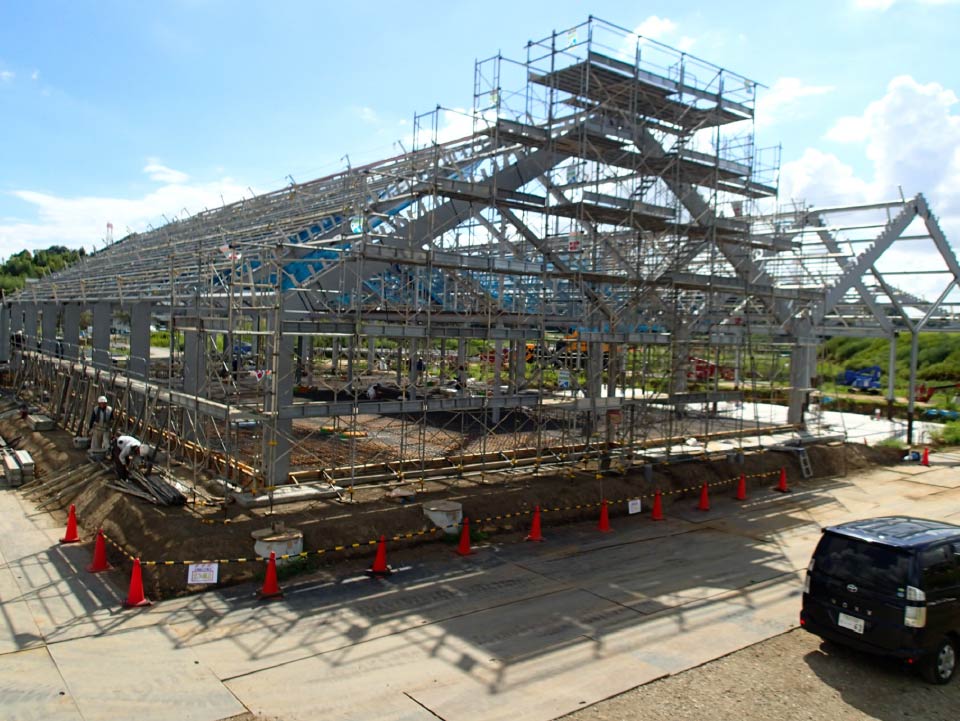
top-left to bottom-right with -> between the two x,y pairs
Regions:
97,395 -> 108,404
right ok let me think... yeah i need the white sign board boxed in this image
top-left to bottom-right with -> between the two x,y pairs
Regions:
628,498 -> 642,515
187,562 -> 219,585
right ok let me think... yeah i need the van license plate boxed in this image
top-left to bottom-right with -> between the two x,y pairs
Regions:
838,612 -> 864,634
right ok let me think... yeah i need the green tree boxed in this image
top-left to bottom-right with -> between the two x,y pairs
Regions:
0,246 -> 85,296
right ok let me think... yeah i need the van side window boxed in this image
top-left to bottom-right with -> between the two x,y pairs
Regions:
921,545 -> 958,591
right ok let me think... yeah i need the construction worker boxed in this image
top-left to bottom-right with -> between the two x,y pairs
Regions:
137,443 -> 157,476
88,396 -> 114,454
112,434 -> 141,480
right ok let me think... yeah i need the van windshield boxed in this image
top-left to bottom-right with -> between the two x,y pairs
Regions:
814,533 -> 911,590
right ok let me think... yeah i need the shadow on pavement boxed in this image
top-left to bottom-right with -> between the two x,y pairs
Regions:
804,640 -> 960,721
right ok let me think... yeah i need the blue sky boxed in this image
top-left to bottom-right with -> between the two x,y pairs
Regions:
1,0 -> 959,260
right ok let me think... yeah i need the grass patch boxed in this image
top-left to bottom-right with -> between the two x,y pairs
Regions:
150,331 -> 170,347
874,437 -> 906,450
932,421 -> 960,446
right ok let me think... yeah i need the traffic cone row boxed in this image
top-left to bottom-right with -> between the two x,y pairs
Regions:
62,509 -> 148,606
65,465 -> 805,608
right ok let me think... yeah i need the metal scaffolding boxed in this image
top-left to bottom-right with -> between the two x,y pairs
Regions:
4,17 -> 960,493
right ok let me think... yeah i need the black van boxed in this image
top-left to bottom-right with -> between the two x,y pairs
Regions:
800,516 -> 960,684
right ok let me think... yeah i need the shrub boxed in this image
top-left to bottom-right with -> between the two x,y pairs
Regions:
150,331 -> 170,348
931,421 -> 960,446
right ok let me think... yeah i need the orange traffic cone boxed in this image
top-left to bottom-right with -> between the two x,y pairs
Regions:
651,490 -> 664,521
60,504 -> 80,544
368,535 -> 392,575
597,499 -> 612,533
456,518 -> 475,556
921,448 -> 930,467
525,505 -> 544,542
258,551 -> 283,600
87,529 -> 111,573
735,473 -> 747,501
122,558 -> 152,608
697,482 -> 711,511
776,467 -> 790,493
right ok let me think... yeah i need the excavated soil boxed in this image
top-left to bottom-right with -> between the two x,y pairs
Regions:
0,412 -> 902,599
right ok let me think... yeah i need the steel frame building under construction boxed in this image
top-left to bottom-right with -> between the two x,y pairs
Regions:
3,18 -> 959,495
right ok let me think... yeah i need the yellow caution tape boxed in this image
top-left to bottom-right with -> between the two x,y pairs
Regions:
102,467 -> 791,566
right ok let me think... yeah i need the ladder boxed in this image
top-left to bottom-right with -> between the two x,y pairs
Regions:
798,447 -> 813,479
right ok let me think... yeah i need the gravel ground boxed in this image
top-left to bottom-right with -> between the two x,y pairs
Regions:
561,628 -> 960,721
246,628 -> 960,721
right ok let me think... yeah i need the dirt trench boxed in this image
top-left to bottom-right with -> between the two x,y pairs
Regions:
0,414 -> 902,598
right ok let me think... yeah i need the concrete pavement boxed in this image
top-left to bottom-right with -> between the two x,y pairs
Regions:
2,451 -> 960,721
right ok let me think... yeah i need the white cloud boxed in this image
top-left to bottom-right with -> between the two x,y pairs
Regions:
435,108 -> 486,143
618,16 -> 695,59
756,77 -> 834,128
143,158 -> 190,184
778,148 -> 872,207
0,176 -> 253,255
825,115 -> 868,143
782,76 -> 960,206
30,70 -> 39,81
403,107 -> 497,149
0,70 -> 14,83
778,74 -> 960,301
859,76 -> 960,198
635,16 -> 677,40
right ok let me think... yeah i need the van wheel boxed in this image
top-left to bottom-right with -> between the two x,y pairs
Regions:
921,637 -> 957,684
